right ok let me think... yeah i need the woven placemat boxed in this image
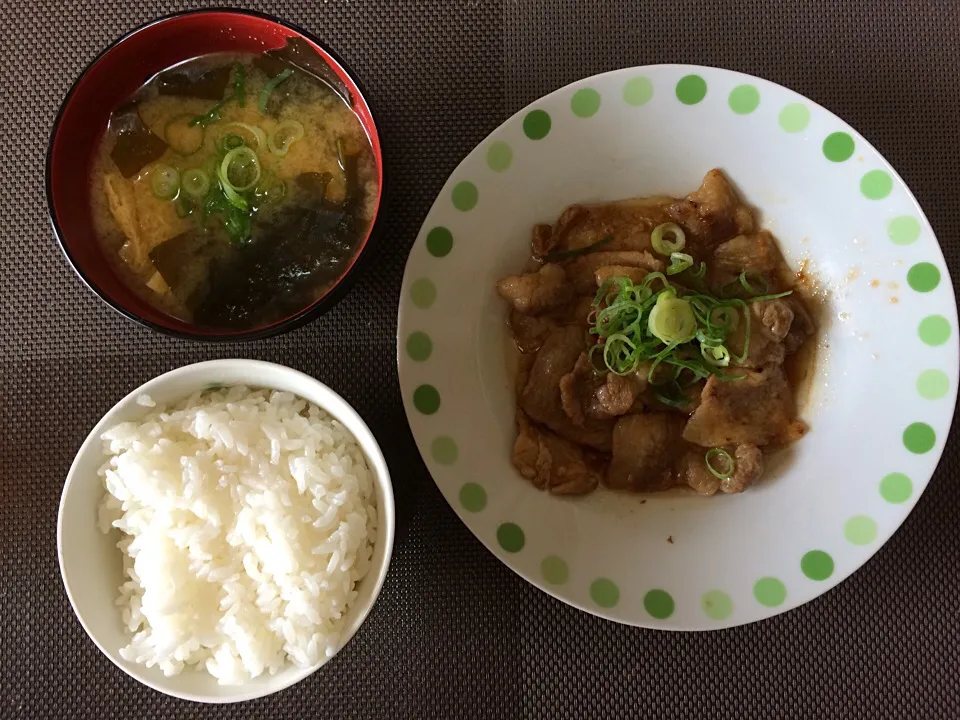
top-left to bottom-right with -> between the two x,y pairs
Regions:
2,1 -> 958,717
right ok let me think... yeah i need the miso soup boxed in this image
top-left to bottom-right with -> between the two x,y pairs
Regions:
89,42 -> 378,331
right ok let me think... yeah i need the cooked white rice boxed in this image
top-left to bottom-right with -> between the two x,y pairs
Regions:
97,385 -> 377,685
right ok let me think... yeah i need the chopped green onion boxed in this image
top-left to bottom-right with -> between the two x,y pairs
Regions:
189,95 -> 233,128
267,120 -> 305,156
259,68 -> 294,113
181,169 -> 210,199
666,252 -> 694,275
705,448 -> 735,480
232,63 -> 245,107
708,306 -> 739,332
739,269 -> 769,296
542,235 -> 613,262
655,392 -> 690,408
647,290 -> 697,344
220,181 -> 248,211
651,222 -> 686,255
224,122 -> 266,149
701,343 -> 731,367
253,180 -> 287,207
222,133 -> 245,151
220,146 -> 261,192
728,299 -> 751,364
590,275 -> 753,379
749,290 -> 794,302
689,261 -> 707,279
150,164 -> 180,200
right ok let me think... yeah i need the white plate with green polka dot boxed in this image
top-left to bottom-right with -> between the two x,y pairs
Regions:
397,65 -> 958,629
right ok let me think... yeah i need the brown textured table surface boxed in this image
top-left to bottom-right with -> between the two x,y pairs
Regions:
3,1 -> 960,718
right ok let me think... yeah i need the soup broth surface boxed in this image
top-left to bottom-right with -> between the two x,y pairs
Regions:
90,47 -> 378,331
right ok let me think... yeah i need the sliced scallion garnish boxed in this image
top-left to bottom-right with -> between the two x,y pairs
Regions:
542,235 -> 612,262
223,122 -> 266,149
222,133 -> 245,151
651,222 -> 686,255
189,95 -> 233,128
701,343 -> 731,368
708,306 -> 739,333
259,68 -> 294,113
150,164 -> 180,200
590,269 -> 752,379
705,448 -> 735,480
647,290 -> 697,345
181,169 -> 211,199
739,269 -> 769,296
220,146 -> 261,193
666,252 -> 694,275
268,120 -> 305,156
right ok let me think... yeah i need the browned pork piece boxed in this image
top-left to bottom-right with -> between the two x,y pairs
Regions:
519,326 -> 615,451
533,197 -> 677,258
509,310 -> 558,354
559,353 -> 645,426
512,413 -> 602,495
668,169 -> 755,244
680,443 -> 765,495
496,263 -> 572,314
682,366 -> 805,447
500,169 -> 814,499
606,414 -> 687,491
565,251 -> 664,293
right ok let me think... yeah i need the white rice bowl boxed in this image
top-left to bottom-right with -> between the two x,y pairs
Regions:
96,385 -> 377,685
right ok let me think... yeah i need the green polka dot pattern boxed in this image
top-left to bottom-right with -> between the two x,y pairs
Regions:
622,76 -> 654,106
591,578 -> 620,608
643,589 -> 675,619
801,551 -> 834,581
887,216 -> 921,245
917,370 -> 949,400
523,109 -> 551,140
401,67 -> 954,629
486,141 -> 512,172
844,516 -> 877,546
918,315 -> 951,346
410,278 -> 436,308
571,88 -> 601,117
431,436 -> 458,465
405,332 -> 432,361
860,170 -> 893,199
903,422 -> 936,454
410,278 -> 437,310
541,556 -> 569,585
426,227 -> 453,257
412,385 -> 440,415
675,75 -> 707,105
880,473 -> 913,504
497,523 -> 525,553
822,132 -> 855,162
907,262 -> 941,292
754,578 -> 787,607
452,181 -> 478,211
728,84 -> 759,114
701,590 -> 733,620
459,483 -> 486,512
778,103 -> 810,132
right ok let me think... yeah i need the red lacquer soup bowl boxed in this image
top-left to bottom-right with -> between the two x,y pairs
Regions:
46,10 -> 384,341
